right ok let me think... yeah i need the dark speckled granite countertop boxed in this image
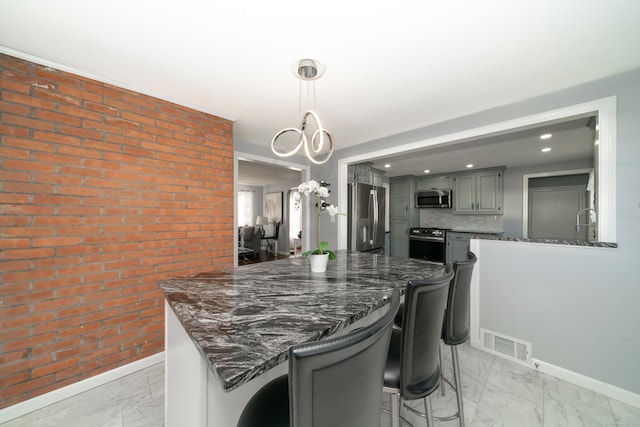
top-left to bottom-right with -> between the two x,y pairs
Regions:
464,233 -> 617,248
159,250 -> 444,392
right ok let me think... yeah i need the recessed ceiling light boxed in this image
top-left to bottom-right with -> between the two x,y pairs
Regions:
540,133 -> 552,140
423,169 -> 430,174
466,164 -> 474,168
541,147 -> 552,152
384,164 -> 391,168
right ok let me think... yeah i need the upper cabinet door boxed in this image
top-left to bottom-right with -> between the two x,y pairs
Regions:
453,168 -> 504,215
453,175 -> 476,213
476,170 -> 503,213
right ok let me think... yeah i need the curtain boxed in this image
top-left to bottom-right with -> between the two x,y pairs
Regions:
238,190 -> 254,226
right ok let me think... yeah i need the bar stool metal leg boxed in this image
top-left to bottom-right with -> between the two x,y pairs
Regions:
440,341 -> 446,397
390,391 -> 401,427
451,345 -> 465,427
405,344 -> 466,427
423,395 -> 435,427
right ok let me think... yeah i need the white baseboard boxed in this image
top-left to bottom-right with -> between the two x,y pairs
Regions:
532,358 -> 640,409
0,352 -> 165,424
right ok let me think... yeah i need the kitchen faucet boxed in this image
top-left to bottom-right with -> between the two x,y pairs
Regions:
576,208 -> 597,241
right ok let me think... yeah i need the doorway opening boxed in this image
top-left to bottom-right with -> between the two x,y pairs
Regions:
527,173 -> 592,240
288,189 -> 302,256
234,151 -> 310,267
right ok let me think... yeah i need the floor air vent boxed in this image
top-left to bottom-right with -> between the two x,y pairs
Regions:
481,328 -> 532,365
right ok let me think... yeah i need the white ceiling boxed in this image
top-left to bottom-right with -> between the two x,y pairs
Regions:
370,115 -> 596,177
1,1 -> 639,183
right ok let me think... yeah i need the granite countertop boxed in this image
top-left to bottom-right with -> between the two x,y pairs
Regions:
447,229 -> 616,248
159,250 -> 444,392
467,234 -> 617,248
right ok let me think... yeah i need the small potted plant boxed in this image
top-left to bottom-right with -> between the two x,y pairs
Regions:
294,180 -> 344,272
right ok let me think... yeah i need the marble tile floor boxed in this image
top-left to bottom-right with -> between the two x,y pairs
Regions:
383,343 -> 640,427
3,342 -> 640,426
1,363 -> 164,427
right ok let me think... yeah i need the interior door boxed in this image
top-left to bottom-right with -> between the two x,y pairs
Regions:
288,189 -> 302,255
528,185 -> 587,240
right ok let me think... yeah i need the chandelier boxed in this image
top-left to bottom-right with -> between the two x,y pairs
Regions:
271,59 -> 334,165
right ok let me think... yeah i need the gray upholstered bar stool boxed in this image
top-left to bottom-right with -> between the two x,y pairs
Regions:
383,265 -> 454,427
437,252 -> 477,427
237,288 -> 400,427
398,252 -> 477,427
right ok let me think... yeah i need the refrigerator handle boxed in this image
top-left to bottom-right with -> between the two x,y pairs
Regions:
372,190 -> 379,246
365,190 -> 376,249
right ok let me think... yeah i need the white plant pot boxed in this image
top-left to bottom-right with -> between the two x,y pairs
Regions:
309,253 -> 329,273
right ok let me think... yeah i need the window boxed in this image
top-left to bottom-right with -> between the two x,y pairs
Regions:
238,190 -> 254,226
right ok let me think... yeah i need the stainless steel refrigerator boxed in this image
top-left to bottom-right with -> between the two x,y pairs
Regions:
348,182 -> 386,253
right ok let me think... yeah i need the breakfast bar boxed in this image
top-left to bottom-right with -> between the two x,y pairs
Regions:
160,250 -> 444,426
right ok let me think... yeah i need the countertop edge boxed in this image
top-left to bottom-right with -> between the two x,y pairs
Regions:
469,234 -> 617,248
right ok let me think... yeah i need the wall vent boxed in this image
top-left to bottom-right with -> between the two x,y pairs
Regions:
480,328 -> 532,365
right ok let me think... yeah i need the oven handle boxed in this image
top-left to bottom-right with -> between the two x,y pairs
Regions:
409,236 -> 445,243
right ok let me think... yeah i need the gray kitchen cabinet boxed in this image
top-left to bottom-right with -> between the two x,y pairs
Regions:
348,163 -> 385,187
453,168 -> 504,214
389,176 -> 419,258
371,169 -> 384,187
447,232 -> 471,264
417,175 -> 453,190
348,163 -> 371,184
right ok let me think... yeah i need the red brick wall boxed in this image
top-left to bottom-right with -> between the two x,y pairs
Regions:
0,53 -> 234,409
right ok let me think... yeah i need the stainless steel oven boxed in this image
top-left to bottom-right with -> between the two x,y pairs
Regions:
408,227 -> 448,264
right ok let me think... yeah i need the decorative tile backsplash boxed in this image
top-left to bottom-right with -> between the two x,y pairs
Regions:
420,209 -> 504,233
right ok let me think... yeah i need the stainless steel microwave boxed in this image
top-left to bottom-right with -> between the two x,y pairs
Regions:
415,189 -> 452,208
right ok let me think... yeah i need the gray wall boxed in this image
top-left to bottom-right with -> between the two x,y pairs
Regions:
473,239 -> 635,388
